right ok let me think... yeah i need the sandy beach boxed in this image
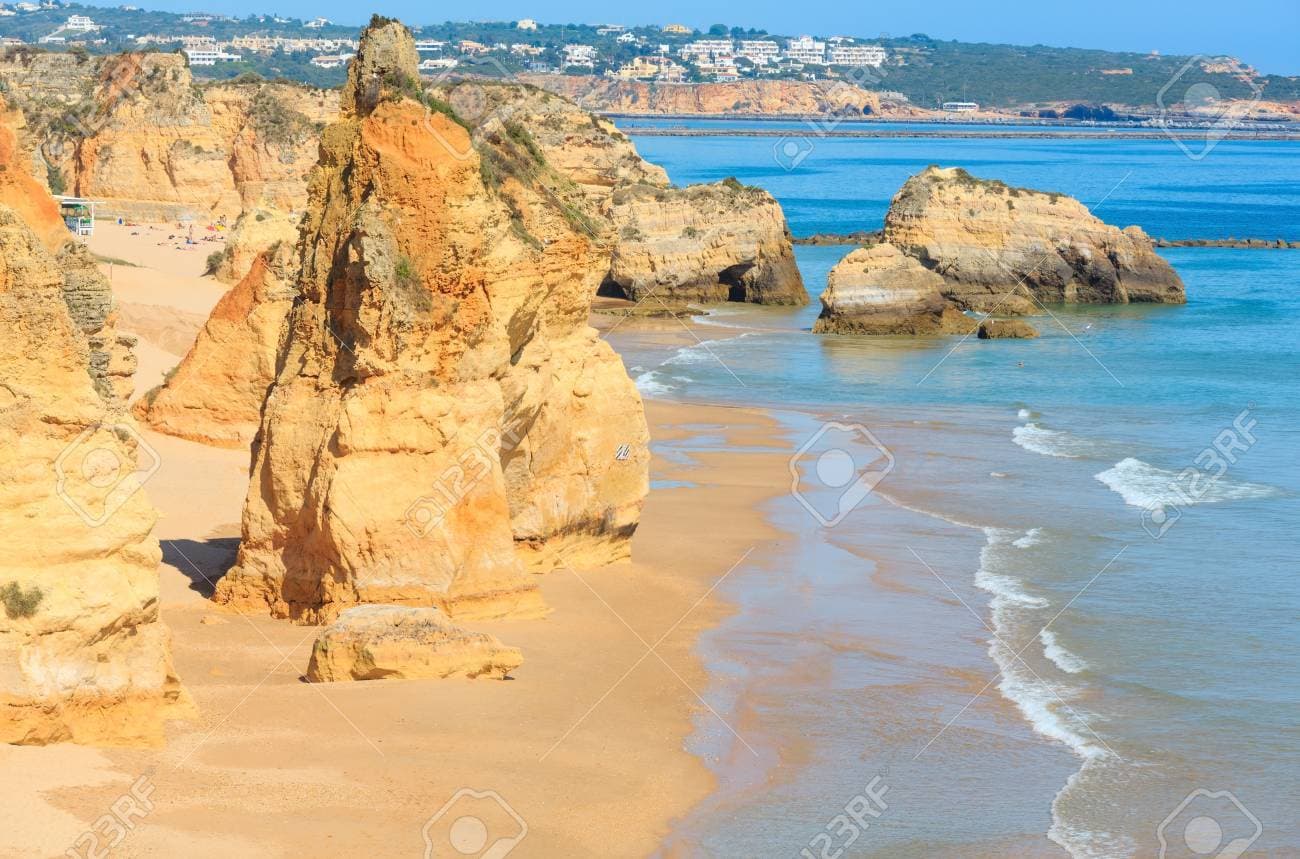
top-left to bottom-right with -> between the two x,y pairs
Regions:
0,224 -> 796,858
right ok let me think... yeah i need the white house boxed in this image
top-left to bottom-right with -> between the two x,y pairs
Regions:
616,32 -> 637,44
562,43 -> 596,69
827,44 -> 886,67
736,40 -> 780,65
785,35 -> 826,65
309,53 -> 355,69
516,18 -> 538,30
184,48 -> 242,65
942,101 -> 979,112
64,14 -> 97,31
304,16 -> 331,29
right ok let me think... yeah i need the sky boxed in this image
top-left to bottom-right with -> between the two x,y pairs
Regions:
118,0 -> 1300,75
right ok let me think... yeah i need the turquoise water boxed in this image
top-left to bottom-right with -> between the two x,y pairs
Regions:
614,130 -> 1300,857
626,129 -> 1300,240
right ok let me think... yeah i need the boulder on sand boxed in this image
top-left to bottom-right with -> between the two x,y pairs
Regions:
814,243 -> 974,335
305,606 -> 523,682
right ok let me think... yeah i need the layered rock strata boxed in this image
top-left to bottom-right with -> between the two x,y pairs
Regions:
978,319 -> 1040,339
883,166 -> 1186,314
519,75 -> 886,117
814,244 -> 974,335
212,207 -> 299,284
305,606 -> 522,681
604,181 -> 808,305
212,18 -> 649,624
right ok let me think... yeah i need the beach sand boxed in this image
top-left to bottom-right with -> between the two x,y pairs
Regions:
0,224 -> 795,858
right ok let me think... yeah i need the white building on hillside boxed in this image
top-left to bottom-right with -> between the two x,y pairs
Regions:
64,14 -> 97,31
785,35 -> 826,65
942,101 -> 979,112
828,44 -> 886,67
185,47 -> 242,65
736,40 -> 780,65
304,16 -> 331,29
516,18 -> 538,30
562,43 -> 596,69
309,53 -> 354,68
679,39 -> 733,62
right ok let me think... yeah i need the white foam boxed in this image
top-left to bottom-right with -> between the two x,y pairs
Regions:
1018,408 -> 1033,419
977,529 -> 1108,765
1041,629 -> 1088,674
1012,422 -> 1097,459
661,331 -> 759,367
1094,457 -> 1279,509
1013,527 -> 1044,548
1048,763 -> 1137,858
634,371 -> 675,397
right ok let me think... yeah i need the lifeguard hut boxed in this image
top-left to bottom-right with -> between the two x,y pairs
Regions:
55,196 -> 96,237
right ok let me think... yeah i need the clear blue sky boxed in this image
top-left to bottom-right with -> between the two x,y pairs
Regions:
121,0 -> 1300,75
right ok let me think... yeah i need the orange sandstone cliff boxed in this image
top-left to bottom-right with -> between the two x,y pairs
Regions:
212,19 -> 649,624
0,206 -> 185,745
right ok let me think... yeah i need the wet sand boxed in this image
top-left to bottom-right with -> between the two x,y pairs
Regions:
0,226 -> 797,858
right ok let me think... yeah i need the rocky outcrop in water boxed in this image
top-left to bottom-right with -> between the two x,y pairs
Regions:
604,180 -> 808,305
978,319 -> 1039,338
883,166 -> 1186,314
0,206 -> 185,745
814,244 -> 974,335
212,18 -> 649,624
305,605 -> 522,682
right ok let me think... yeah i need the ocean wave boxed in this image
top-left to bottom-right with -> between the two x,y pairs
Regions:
661,331 -> 760,367
1041,629 -> 1088,674
978,528 -> 1108,764
1049,762 -> 1137,859
1093,457 -> 1280,509
1013,527 -> 1045,548
634,371 -> 679,397
1018,408 -> 1034,420
1012,422 -> 1100,459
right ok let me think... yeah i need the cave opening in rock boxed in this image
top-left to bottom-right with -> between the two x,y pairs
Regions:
719,262 -> 755,302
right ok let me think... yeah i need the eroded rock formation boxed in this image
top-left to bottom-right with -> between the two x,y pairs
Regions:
0,53 -> 333,221
605,181 -> 808,305
213,18 -> 649,624
0,206 -> 184,745
814,244 -> 974,335
520,74 -> 887,117
883,166 -> 1186,314
212,207 -> 299,284
978,319 -> 1039,339
305,606 -> 522,682
135,241 -> 297,447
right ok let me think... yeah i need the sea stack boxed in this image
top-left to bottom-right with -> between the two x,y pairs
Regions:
882,166 -> 1185,314
212,18 -> 649,624
604,180 -> 809,305
814,243 -> 975,335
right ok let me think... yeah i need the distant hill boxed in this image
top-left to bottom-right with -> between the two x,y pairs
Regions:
1,3 -> 1296,110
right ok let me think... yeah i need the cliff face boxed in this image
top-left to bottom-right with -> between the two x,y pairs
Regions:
883,166 -> 1186,314
815,243 -> 974,335
1,53 -> 333,221
213,20 -> 649,624
605,181 -> 808,305
520,74 -> 883,117
0,206 -> 184,745
0,95 -> 66,251
135,241 -> 297,447
212,206 -> 298,284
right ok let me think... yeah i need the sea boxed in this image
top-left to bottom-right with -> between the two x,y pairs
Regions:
607,120 -> 1300,857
